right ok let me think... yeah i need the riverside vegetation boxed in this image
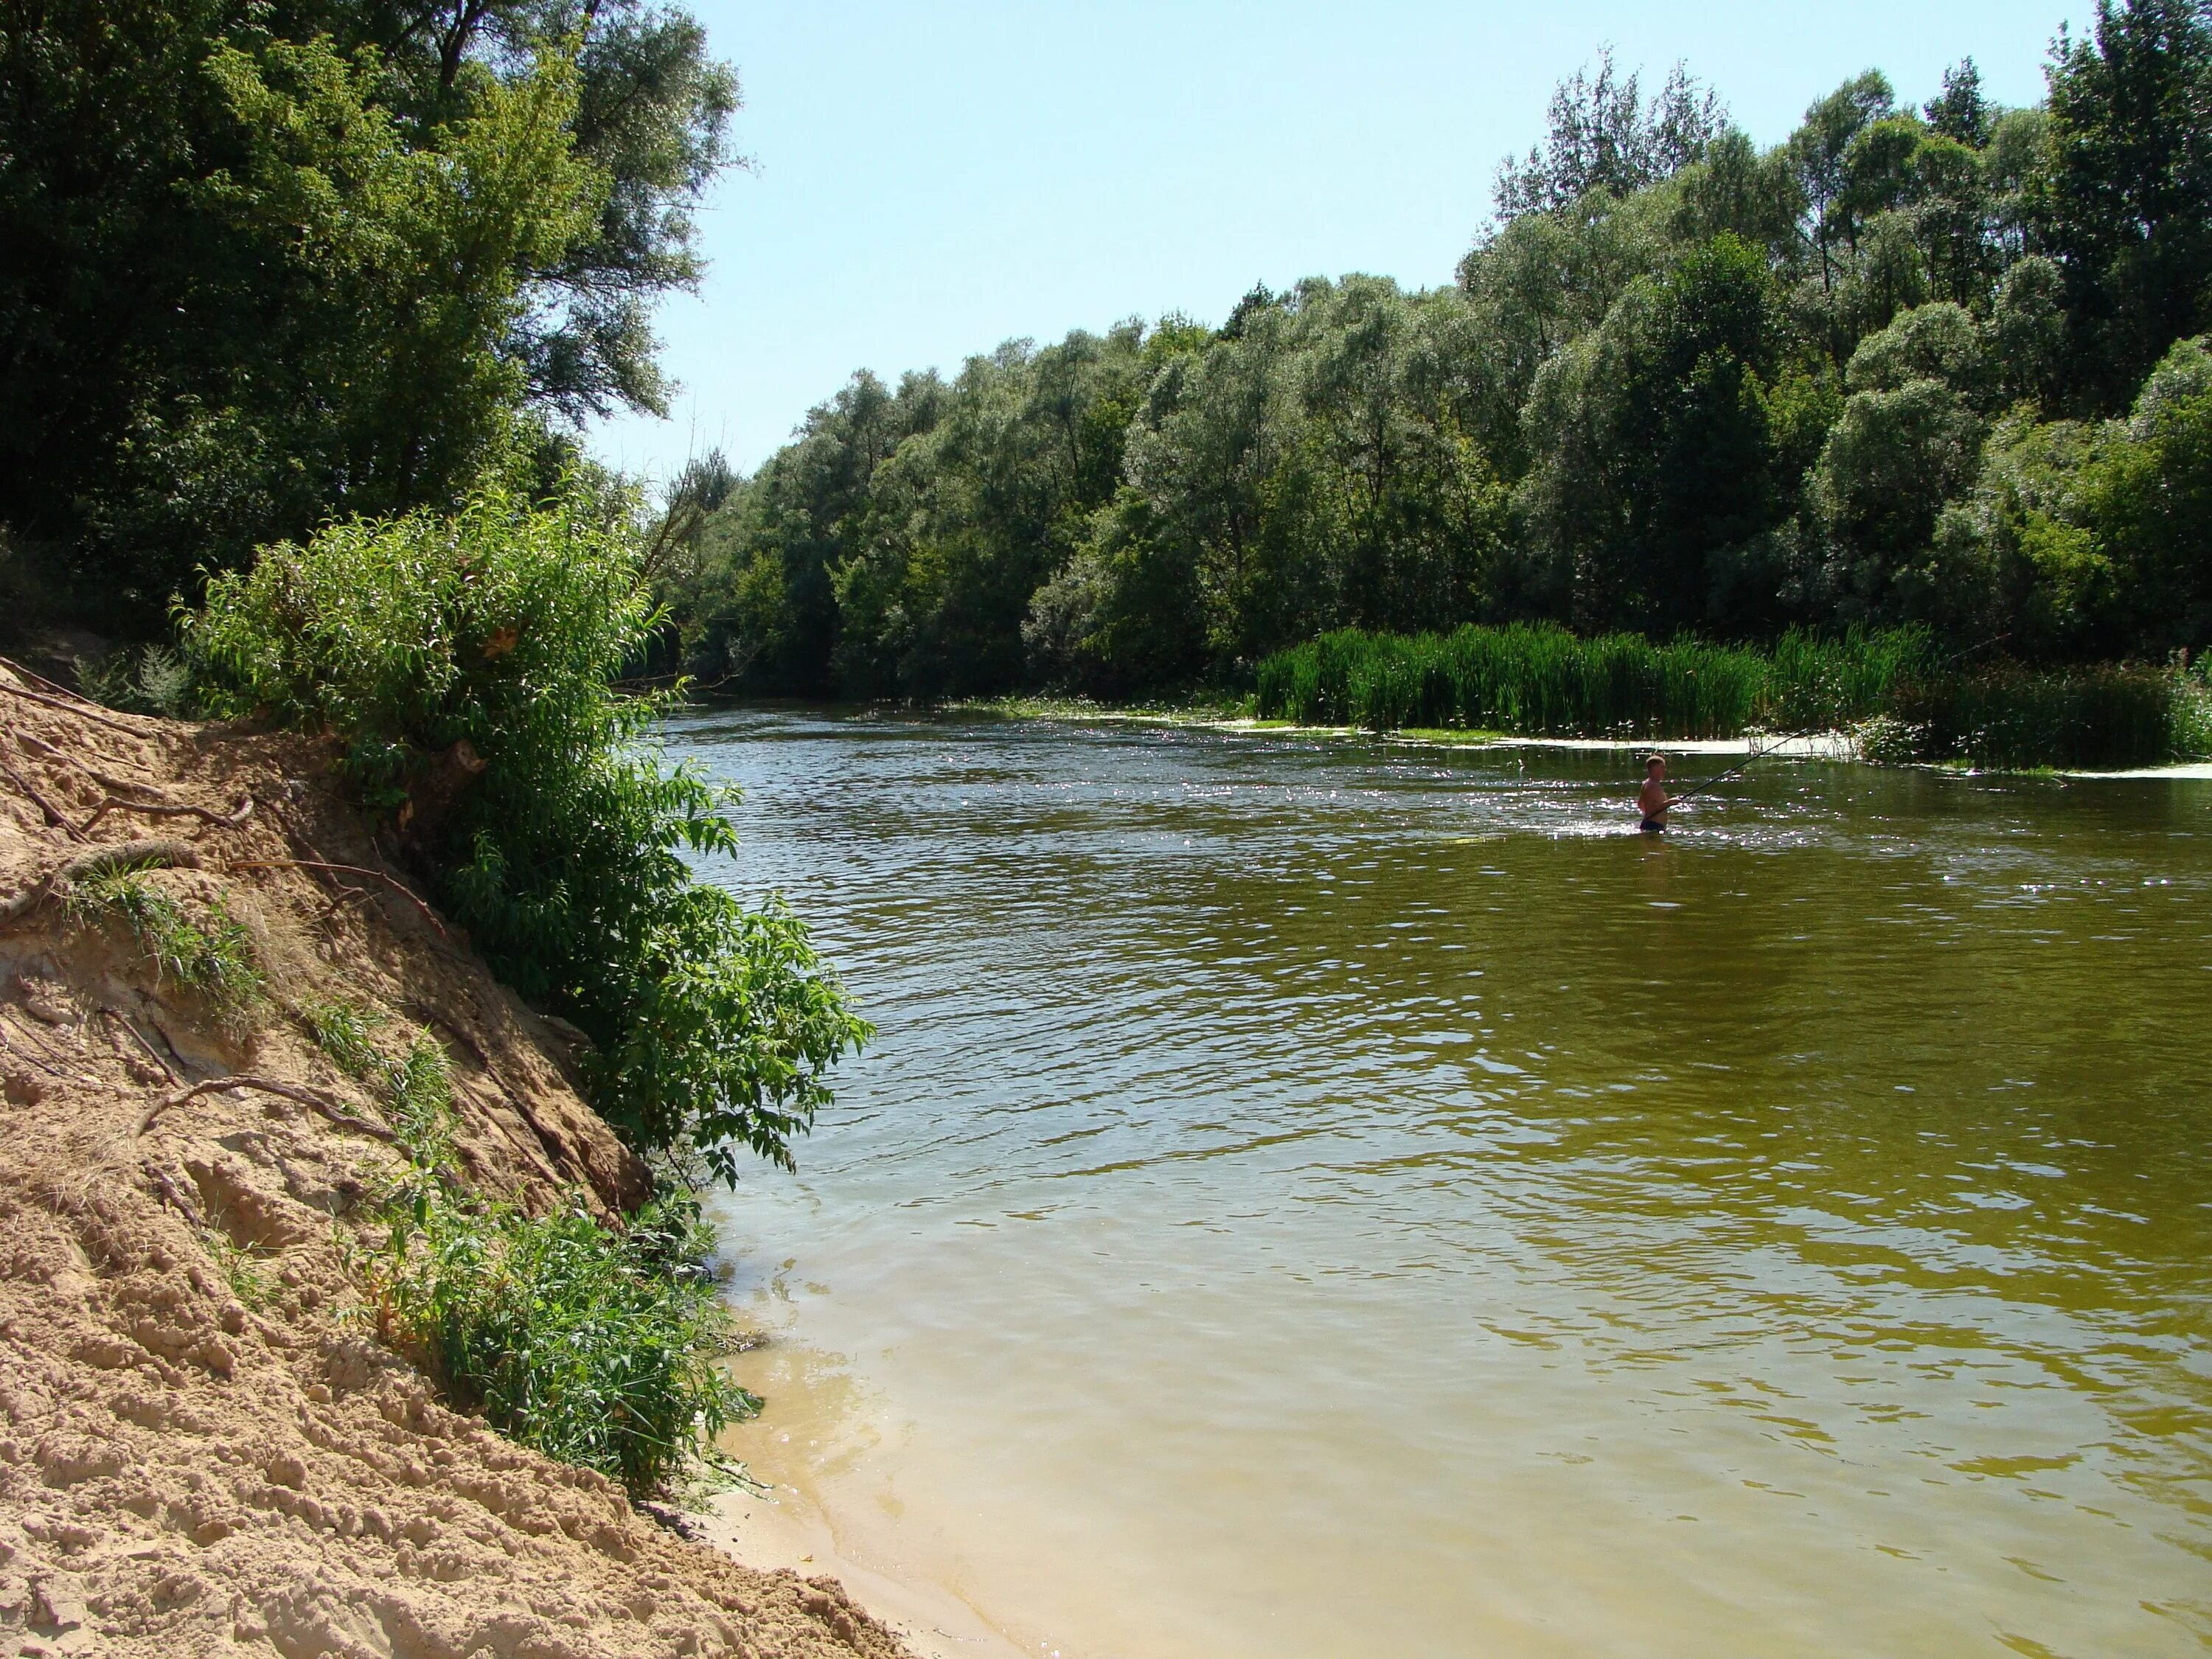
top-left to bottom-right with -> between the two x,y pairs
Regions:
651,4 -> 2212,768
0,0 -> 868,1509
1251,623 -> 2212,767
177,476 -> 871,1498
32,479 -> 858,1503
1254,625 -> 1920,738
309,991 -> 765,1498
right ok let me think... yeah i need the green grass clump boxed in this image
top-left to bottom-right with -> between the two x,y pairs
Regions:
358,1184 -> 758,1498
304,998 -> 457,1165
66,866 -> 265,1019
1764,627 -> 1934,731
1255,624 -> 2210,766
304,996 -> 386,1078
202,1230 -> 274,1309
385,1040 -> 456,1160
1254,623 -> 1926,738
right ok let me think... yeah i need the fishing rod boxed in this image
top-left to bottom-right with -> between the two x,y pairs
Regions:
1663,629 -> 2017,804
1663,724 -> 1828,804
1928,629 -> 2012,675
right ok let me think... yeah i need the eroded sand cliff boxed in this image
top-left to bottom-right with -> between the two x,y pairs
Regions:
0,675 -> 908,1659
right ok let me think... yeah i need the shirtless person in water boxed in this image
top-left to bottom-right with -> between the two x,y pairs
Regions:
1637,754 -> 1680,833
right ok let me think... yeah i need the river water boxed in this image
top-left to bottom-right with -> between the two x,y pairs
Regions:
669,706 -> 2212,1659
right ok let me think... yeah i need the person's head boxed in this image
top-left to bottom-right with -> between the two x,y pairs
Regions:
1645,754 -> 1666,778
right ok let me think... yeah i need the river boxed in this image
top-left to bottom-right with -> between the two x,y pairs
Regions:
669,706 -> 2212,1659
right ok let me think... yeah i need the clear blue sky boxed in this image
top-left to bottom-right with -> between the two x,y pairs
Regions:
586,0 -> 2090,484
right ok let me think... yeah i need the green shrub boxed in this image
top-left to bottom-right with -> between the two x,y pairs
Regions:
2177,657 -> 2212,757
75,644 -> 195,716
359,1183 -> 757,1498
65,866 -> 265,1021
186,479 -> 869,1179
1853,714 -> 1923,765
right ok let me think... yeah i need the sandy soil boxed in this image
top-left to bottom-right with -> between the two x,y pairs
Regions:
0,673 -> 913,1659
697,1489 -> 1024,1659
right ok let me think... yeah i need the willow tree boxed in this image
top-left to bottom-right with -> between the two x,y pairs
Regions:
0,0 -> 735,624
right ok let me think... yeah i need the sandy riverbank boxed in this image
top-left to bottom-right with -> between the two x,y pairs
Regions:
948,696 -> 1857,754
697,1486 -> 1026,1659
0,678 -> 911,1658
948,697 -> 2212,776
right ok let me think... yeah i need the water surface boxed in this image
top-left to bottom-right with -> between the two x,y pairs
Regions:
672,709 -> 2212,1659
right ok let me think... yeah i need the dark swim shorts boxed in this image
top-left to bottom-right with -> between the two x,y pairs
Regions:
1640,818 -> 1666,833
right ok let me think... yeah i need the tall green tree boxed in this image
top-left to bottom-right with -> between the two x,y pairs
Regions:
681,370 -> 947,692
0,0 -> 734,624
1810,303 -> 1998,625
827,324 -> 1179,698
1520,235 -> 1794,631
2032,0 -> 2212,412
1042,280 -> 1507,686
1493,49 -> 1728,220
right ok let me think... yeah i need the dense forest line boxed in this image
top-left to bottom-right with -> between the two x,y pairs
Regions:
664,2 -> 2212,704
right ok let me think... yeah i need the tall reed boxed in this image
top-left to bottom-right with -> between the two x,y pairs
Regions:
1888,664 -> 2210,769
1255,624 -> 1924,740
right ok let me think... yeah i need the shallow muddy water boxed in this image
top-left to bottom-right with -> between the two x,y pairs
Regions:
669,708 -> 2212,1659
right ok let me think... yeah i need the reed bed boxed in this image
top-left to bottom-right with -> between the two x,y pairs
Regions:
1254,625 -> 2212,768
1254,624 -> 1924,739
1886,664 -> 2212,770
